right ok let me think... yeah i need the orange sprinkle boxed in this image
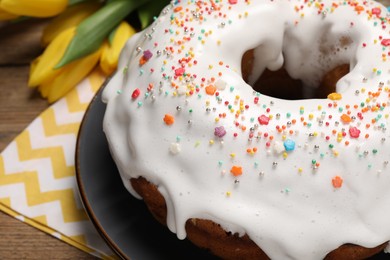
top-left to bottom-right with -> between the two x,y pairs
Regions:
163,114 -> 175,125
174,6 -> 183,12
205,85 -> 217,95
230,166 -> 243,176
332,176 -> 343,188
139,56 -> 147,66
340,114 -> 351,123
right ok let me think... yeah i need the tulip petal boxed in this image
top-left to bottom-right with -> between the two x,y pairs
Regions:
0,6 -> 19,20
28,27 -> 76,87
0,0 -> 68,18
44,46 -> 102,103
56,0 -> 150,68
99,21 -> 135,75
41,1 -> 101,47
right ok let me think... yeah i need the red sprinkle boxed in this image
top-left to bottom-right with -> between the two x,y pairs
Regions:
372,7 -> 381,15
258,115 -> 270,125
175,67 -> 185,76
381,39 -> 390,47
131,88 -> 141,99
349,127 -> 361,138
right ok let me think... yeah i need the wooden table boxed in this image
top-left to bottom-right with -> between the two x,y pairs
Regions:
0,19 -> 96,259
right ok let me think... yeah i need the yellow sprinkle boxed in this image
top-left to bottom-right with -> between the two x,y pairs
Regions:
333,150 -> 339,157
217,40 -> 221,45
282,135 -> 287,140
209,140 -> 214,145
309,114 -> 314,120
230,153 -> 236,158
209,65 -> 213,69
215,117 -> 220,122
298,168 -> 303,173
226,191 -> 231,197
327,92 -> 342,100
318,105 -> 322,110
283,152 -> 288,159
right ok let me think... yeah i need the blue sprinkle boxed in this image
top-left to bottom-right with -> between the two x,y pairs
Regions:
284,139 -> 296,151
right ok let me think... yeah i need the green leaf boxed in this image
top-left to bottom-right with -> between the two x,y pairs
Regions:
68,0 -> 89,6
107,23 -> 119,46
138,0 -> 170,29
56,0 -> 151,68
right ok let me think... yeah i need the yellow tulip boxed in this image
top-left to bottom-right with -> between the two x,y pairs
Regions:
0,0 -> 68,18
28,27 -> 76,87
99,21 -> 135,75
40,45 -> 103,103
0,6 -> 18,20
41,1 -> 102,47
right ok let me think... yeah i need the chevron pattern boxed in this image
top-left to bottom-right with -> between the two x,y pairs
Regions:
0,69 -> 115,258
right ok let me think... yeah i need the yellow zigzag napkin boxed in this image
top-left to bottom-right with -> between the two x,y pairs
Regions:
0,69 -> 115,258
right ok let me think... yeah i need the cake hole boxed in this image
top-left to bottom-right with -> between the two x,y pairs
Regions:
241,49 -> 349,100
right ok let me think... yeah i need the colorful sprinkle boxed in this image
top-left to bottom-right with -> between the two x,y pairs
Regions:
163,114 -> 175,125
332,176 -> 343,188
230,166 -> 243,176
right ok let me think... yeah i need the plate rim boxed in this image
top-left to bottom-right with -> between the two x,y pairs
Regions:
75,85 -> 128,260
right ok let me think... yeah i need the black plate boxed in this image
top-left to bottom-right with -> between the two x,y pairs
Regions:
75,86 -> 217,259
75,86 -> 387,260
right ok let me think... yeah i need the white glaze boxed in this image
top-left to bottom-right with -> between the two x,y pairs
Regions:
102,1 -> 390,259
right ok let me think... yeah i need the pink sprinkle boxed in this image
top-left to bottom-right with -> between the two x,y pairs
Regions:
258,115 -> 270,125
381,39 -> 390,47
175,67 -> 185,76
229,0 -> 238,4
214,126 -> 227,138
143,50 -> 153,60
349,127 -> 361,138
132,88 -> 141,99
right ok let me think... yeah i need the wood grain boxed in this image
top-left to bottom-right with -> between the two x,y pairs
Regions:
0,19 -> 97,260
